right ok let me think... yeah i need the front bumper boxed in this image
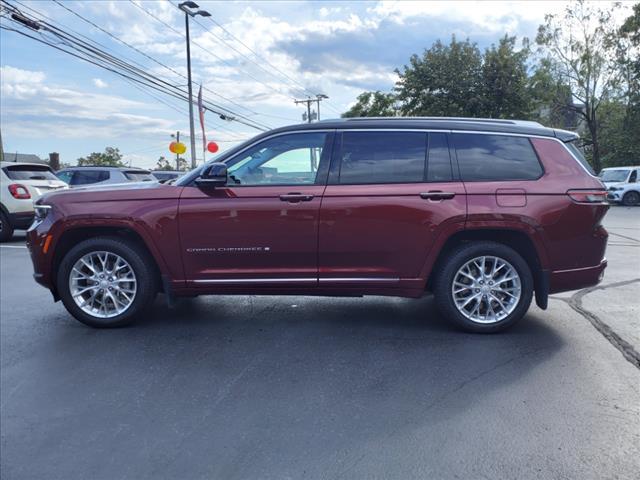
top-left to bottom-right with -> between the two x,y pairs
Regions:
549,259 -> 607,294
607,192 -> 622,202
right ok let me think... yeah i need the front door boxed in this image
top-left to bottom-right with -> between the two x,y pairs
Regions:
179,131 -> 333,285
319,130 -> 467,288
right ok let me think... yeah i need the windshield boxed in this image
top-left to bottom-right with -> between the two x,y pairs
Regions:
600,169 -> 630,183
2,165 -> 59,181
123,171 -> 154,182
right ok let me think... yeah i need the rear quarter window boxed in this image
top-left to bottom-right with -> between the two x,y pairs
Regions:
123,171 -> 154,182
452,133 -> 543,181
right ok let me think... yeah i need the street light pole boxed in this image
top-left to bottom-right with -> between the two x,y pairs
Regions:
178,1 -> 211,169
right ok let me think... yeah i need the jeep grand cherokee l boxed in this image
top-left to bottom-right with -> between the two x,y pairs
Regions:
27,118 -> 609,332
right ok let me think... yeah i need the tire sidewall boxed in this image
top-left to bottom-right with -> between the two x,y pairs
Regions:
0,210 -> 14,242
57,237 -> 156,327
435,242 -> 534,333
622,191 -> 640,206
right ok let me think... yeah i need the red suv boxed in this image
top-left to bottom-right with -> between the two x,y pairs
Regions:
27,118 -> 609,332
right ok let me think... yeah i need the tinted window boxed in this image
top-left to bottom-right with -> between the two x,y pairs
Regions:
427,133 -> 452,182
227,132 -> 328,186
56,171 -> 73,184
123,171 -> 154,182
453,133 -> 543,181
339,131 -> 426,184
3,165 -> 58,181
71,170 -> 110,185
629,170 -> 637,183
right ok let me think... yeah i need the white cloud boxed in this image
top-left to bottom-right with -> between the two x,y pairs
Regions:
92,78 -> 108,88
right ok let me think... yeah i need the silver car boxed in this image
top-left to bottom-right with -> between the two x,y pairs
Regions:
56,166 -> 156,187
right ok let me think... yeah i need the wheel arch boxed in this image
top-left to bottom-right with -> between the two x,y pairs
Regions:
51,225 -> 165,295
425,228 -> 549,309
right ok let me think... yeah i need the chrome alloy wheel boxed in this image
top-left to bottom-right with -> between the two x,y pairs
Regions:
451,255 -> 521,324
69,251 -> 137,318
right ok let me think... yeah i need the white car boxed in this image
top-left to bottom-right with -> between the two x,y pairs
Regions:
600,166 -> 640,206
0,161 -> 68,241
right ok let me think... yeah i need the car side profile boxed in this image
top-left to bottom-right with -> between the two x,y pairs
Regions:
27,118 -> 609,332
56,166 -> 156,187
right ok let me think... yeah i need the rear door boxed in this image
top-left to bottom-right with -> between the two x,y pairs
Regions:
318,130 -> 467,288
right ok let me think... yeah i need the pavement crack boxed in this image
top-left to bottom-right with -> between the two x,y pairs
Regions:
556,279 -> 640,370
608,231 -> 640,243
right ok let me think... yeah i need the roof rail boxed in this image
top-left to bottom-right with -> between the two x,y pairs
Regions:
329,116 -> 544,128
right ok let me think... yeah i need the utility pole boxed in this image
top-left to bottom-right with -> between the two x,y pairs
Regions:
178,2 -> 211,169
295,94 -> 329,123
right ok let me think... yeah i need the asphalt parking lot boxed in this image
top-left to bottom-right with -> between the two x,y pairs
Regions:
1,207 -> 639,479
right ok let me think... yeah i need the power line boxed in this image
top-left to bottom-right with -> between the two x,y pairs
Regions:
129,0 -> 299,119
0,0 -> 270,132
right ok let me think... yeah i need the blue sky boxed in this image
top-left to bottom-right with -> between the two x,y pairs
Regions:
0,0 -> 629,169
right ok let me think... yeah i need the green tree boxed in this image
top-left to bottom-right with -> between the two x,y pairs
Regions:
156,155 -> 188,171
527,58 -> 576,128
536,0 -> 624,172
481,36 -> 531,118
395,36 -> 484,116
77,147 -> 125,167
342,91 -> 398,117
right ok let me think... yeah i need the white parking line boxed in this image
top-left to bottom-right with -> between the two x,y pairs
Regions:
0,245 -> 27,249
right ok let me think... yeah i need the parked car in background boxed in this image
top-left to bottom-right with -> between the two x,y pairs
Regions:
1,161 -> 67,241
28,118 -> 609,332
152,170 -> 184,183
600,166 -> 640,206
56,166 -> 156,187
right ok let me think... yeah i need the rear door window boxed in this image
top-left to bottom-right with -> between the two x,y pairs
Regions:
337,131 -> 426,184
2,165 -> 59,181
70,170 -> 110,185
453,133 -> 543,181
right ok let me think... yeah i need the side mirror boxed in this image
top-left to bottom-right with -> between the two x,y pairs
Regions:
196,162 -> 227,187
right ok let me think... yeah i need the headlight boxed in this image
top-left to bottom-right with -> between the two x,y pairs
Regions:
33,204 -> 52,224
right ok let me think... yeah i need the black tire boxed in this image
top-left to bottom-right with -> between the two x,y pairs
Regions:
57,237 -> 157,328
0,210 -> 14,242
622,190 -> 640,206
434,241 -> 534,333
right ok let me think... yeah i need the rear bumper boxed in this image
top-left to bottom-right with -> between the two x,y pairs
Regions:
549,259 -> 607,294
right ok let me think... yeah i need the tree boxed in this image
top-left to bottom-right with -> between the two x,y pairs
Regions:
481,36 -> 531,119
342,91 -> 398,117
527,58 -> 577,128
395,36 -> 484,116
156,155 -> 188,171
536,0 -> 624,172
77,147 -> 125,167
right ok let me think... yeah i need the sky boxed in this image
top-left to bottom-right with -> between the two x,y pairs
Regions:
0,0 -> 632,169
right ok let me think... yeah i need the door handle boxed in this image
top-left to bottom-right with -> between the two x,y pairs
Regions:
279,193 -> 314,203
420,191 -> 456,200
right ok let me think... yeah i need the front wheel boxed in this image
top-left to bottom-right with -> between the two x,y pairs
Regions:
57,237 -> 157,327
622,191 -> 640,206
434,242 -> 533,333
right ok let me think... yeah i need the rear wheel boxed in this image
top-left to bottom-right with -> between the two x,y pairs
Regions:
434,241 -> 533,333
0,211 -> 14,242
57,237 -> 157,327
622,190 -> 640,206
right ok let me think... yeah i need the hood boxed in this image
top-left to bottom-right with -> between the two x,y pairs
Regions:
38,180 -> 181,206
604,181 -> 626,190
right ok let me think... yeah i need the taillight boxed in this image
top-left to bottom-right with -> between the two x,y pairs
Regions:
8,184 -> 31,199
567,189 -> 608,204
